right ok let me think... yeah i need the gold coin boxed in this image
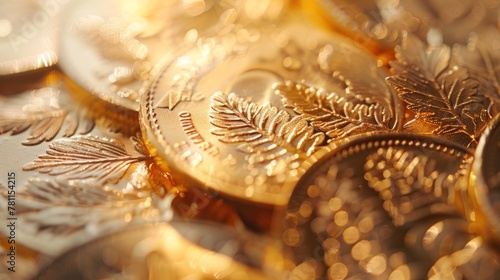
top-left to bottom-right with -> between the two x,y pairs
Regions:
140,10 -> 402,206
57,0 -> 237,111
280,134 -> 476,279
33,222 -> 275,280
0,71 -> 174,258
311,0 -> 500,49
470,113 -> 500,245
398,0 -> 500,45
427,236 -> 500,279
307,0 -> 407,50
0,239 -> 43,280
0,0 -> 63,75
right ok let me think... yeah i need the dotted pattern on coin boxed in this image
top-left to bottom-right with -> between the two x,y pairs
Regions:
140,11 -> 402,205
280,134 -> 498,279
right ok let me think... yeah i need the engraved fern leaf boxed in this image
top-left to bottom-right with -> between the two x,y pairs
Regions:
0,108 -> 94,146
22,135 -> 151,185
386,35 -> 489,147
274,80 -> 392,139
18,179 -> 140,208
209,92 -> 325,164
364,147 -> 462,226
0,179 -> 175,256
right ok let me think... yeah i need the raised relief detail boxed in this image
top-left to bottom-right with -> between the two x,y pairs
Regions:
386,35 -> 490,147
454,28 -> 500,116
0,86 -> 94,145
275,80 -> 392,139
154,53 -> 215,111
209,91 -> 325,167
23,135 -> 151,186
74,15 -> 151,102
364,147 -> 460,226
0,177 -> 176,256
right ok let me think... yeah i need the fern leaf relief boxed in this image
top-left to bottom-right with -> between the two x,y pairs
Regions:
209,92 -> 325,164
274,80 -> 392,139
23,136 -> 151,185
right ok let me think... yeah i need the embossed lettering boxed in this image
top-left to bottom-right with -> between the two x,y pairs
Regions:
179,111 -> 219,156
155,55 -> 209,110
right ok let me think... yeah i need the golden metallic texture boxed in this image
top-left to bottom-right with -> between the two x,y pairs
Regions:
280,134 -> 500,279
470,113 -> 500,245
0,71 -> 175,257
33,222 -> 275,280
57,0 -> 289,111
311,0 -> 500,49
140,10 -> 402,205
386,34 -> 491,148
0,0 -> 61,75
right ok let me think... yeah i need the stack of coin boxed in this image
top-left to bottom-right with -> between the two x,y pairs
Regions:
1,0 -> 500,279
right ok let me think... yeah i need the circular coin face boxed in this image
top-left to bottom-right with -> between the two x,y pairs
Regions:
280,134 -> 477,279
140,11 -> 402,205
0,0 -> 63,75
471,114 -> 500,244
34,222 -> 274,280
58,0 -> 234,111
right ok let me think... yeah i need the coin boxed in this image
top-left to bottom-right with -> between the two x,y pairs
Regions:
469,113 -> 500,245
59,0 -> 217,111
306,0 -> 409,50
399,0 -> 500,45
386,34 -> 491,148
0,70 -> 175,257
33,222 -> 276,280
427,236 -> 500,279
140,10 -> 402,205
311,0 -> 500,50
453,27 -> 500,118
0,0 -> 64,75
57,0 -> 238,111
279,134 -> 477,279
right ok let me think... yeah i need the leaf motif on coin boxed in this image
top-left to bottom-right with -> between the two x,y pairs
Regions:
364,147 -> 462,226
386,35 -> 489,147
0,87 -> 94,145
453,28 -> 500,115
274,80 -> 392,139
22,135 -> 151,185
0,179 -> 175,256
209,91 -> 325,165
18,178 -> 141,208
75,15 -> 149,103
